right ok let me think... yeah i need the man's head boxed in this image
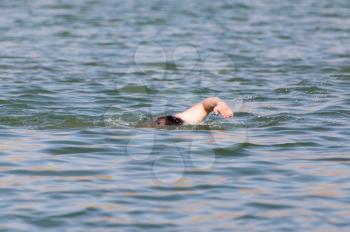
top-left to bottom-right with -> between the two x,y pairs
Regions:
153,115 -> 184,126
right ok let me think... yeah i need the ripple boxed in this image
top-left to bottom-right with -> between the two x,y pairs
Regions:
247,202 -> 293,210
117,84 -> 158,94
7,169 -> 105,177
0,114 -> 96,129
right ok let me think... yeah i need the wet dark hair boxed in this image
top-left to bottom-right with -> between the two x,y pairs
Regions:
154,115 -> 184,126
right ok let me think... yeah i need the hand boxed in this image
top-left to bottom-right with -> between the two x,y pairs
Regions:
213,101 -> 234,119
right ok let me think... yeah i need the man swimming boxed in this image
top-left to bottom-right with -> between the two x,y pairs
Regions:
150,97 -> 234,127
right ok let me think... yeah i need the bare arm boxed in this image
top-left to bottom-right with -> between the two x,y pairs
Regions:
175,97 -> 233,125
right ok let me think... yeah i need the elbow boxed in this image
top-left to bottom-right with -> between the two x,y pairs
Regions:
203,97 -> 221,103
208,96 -> 221,101
202,97 -> 222,112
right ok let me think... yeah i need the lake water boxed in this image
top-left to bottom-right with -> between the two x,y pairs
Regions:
1,0 -> 350,231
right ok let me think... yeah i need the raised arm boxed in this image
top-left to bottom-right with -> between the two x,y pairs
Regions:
175,97 -> 233,125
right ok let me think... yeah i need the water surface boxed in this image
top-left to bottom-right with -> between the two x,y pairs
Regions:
1,0 -> 350,231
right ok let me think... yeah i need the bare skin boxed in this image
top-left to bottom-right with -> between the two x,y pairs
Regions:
175,97 -> 234,125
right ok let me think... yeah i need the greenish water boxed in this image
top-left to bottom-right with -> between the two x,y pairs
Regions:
1,0 -> 350,231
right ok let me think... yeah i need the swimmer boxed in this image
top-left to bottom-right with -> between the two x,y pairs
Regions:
148,97 -> 234,127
